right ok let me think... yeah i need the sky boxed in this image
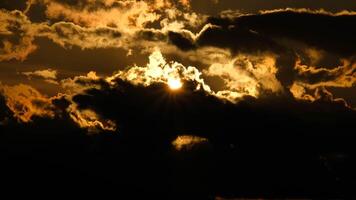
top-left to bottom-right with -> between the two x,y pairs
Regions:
1,0 -> 356,198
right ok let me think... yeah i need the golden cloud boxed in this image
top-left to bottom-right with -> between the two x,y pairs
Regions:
0,84 -> 55,122
67,104 -> 117,134
22,68 -> 58,84
172,135 -> 208,151
205,53 -> 283,98
0,10 -> 37,61
294,60 -> 356,89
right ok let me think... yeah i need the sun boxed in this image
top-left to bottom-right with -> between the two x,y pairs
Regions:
167,78 -> 183,90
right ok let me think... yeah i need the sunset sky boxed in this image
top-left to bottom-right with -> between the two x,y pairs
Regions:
1,0 -> 356,198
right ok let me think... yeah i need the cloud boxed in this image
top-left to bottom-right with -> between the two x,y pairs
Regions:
0,93 -> 13,125
67,104 -> 117,133
294,59 -> 356,89
0,0 -> 206,62
189,0 -> 356,15
290,83 -> 350,107
104,49 -> 279,102
0,83 -> 56,122
164,9 -> 356,104
60,71 -> 102,93
51,50 -> 356,135
1,5 -> 355,73
107,48 -> 211,92
289,58 -> 356,106
1,4 -> 356,125
205,53 -> 283,98
1,38 -> 355,197
3,49 -> 353,129
0,8 -> 125,61
22,68 -> 58,84
38,22 -> 123,49
41,0 -> 159,28
202,9 -> 356,56
0,9 -> 37,61
1,2 -> 356,197
172,135 -> 208,151
0,80 -> 116,132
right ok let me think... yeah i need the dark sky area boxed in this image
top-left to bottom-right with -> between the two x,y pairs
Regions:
1,0 -> 355,199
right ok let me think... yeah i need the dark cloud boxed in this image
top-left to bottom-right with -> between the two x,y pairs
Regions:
71,77 -> 356,135
210,10 -> 356,56
170,9 -> 356,57
0,94 -> 13,124
197,26 -> 282,53
1,77 -> 356,197
190,0 -> 356,15
168,31 -> 195,51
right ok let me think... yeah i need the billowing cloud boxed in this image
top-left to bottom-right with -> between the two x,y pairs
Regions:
0,9 -> 37,61
165,9 -> 356,105
0,83 -> 55,122
0,80 -> 116,132
2,5 -> 356,127
205,53 -> 282,98
107,49 -> 211,92
0,9 -> 124,61
0,0 -> 206,63
1,4 -> 356,65
2,48 -> 355,129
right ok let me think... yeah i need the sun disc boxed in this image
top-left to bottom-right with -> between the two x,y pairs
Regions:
168,78 -> 182,90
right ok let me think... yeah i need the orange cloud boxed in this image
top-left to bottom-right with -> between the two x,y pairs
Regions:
0,84 -> 55,122
205,53 -> 283,98
172,135 -> 208,151
22,69 -> 58,84
67,104 -> 117,134
0,10 -> 37,61
294,59 -> 356,89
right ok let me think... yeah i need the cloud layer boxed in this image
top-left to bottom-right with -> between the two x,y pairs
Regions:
1,1 -> 356,198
